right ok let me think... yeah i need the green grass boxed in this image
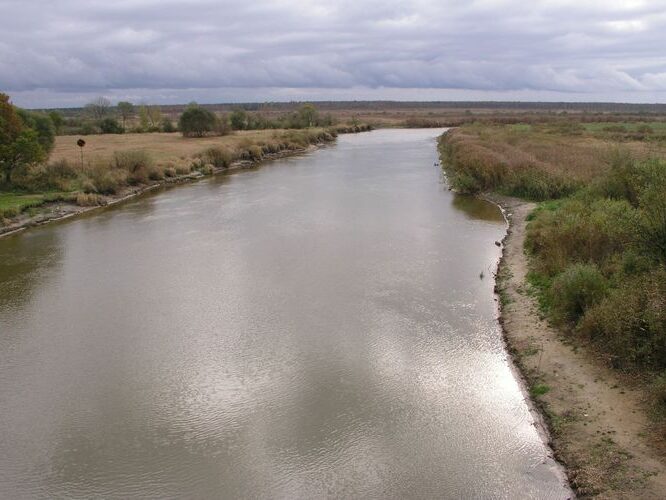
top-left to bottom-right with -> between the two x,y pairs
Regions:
509,124 -> 532,132
530,383 -> 551,397
583,122 -> 666,133
0,193 -> 47,218
0,192 -> 71,220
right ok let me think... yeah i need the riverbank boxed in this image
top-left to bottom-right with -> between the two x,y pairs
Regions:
0,128 -> 362,239
489,193 -> 666,498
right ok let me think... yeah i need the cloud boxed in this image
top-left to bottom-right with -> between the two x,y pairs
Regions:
1,0 -> 666,106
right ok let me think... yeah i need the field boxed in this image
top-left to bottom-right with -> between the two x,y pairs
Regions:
51,129 -> 328,166
439,122 -> 666,199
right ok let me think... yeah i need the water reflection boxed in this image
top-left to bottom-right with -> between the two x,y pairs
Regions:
0,129 -> 570,498
452,194 -> 506,223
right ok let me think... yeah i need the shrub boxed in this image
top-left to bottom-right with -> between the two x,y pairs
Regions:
246,145 -> 263,161
202,147 -> 232,169
147,166 -> 164,181
579,268 -> 666,369
18,159 -> 78,191
161,119 -> 176,133
76,193 -> 102,206
178,105 -> 218,137
526,196 -> 639,276
99,117 -> 124,134
84,164 -> 126,194
548,263 -> 608,326
174,163 -> 191,175
112,150 -> 153,185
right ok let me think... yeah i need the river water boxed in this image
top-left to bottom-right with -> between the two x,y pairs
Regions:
0,129 -> 570,498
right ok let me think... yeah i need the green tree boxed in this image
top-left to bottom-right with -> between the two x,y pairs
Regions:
48,110 -> 64,134
31,114 -> 56,151
229,108 -> 248,130
161,118 -> 176,133
99,117 -> 124,134
117,101 -> 134,129
138,105 -> 150,131
298,103 -> 318,128
148,106 -> 162,128
0,111 -> 44,185
178,105 -> 218,137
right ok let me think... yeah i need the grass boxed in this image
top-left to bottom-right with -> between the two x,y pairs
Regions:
440,119 -> 666,415
50,129 -> 332,166
530,383 -> 551,397
439,122 -> 666,200
582,121 -> 666,133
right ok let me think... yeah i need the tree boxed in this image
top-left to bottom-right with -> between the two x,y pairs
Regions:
161,118 -> 176,133
48,111 -> 64,134
85,97 -> 112,120
0,93 -> 23,146
15,109 -> 55,152
229,108 -> 248,130
178,105 -> 218,137
138,105 -> 150,131
100,117 -> 124,134
147,106 -> 162,128
0,93 -> 45,185
298,103 -> 318,128
117,101 -> 134,129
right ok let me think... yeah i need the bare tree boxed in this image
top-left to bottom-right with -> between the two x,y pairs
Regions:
85,97 -> 111,120
117,101 -> 134,129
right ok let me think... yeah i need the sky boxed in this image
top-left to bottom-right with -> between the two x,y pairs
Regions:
2,0 -> 666,108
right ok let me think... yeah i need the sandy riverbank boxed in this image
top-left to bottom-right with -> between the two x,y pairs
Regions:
488,193 -> 666,498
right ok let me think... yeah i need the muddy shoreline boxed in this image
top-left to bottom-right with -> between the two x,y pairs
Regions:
484,193 -> 666,498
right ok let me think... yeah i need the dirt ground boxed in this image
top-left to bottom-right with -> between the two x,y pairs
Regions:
492,195 -> 666,498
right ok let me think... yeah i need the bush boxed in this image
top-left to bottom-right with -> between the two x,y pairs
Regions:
161,119 -> 176,133
202,147 -> 232,169
17,159 -> 78,191
99,118 -> 124,134
76,193 -> 102,206
548,263 -> 608,326
91,170 -> 125,194
526,196 -> 639,276
178,105 -> 218,137
579,268 -> 666,369
112,150 -> 154,185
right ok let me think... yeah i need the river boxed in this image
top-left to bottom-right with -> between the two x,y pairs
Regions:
0,129 -> 570,498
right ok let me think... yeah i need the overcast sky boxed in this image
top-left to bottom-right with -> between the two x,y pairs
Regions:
2,0 -> 666,107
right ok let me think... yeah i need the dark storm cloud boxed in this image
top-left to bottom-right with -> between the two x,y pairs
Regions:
2,0 -> 666,105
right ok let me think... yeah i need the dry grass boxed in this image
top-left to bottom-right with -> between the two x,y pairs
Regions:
51,130 -> 315,166
440,123 -> 666,199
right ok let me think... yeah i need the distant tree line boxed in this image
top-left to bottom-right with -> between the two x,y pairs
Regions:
37,98 -> 336,138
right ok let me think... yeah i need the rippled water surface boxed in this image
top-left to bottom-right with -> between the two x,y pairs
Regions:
0,129 -> 570,498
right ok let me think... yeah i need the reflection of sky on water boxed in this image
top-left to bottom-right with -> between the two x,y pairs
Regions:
0,129 -> 569,498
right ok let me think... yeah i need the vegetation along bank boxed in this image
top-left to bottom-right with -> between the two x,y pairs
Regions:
440,122 -> 666,497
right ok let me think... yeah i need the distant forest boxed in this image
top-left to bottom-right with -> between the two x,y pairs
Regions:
37,100 -> 666,115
